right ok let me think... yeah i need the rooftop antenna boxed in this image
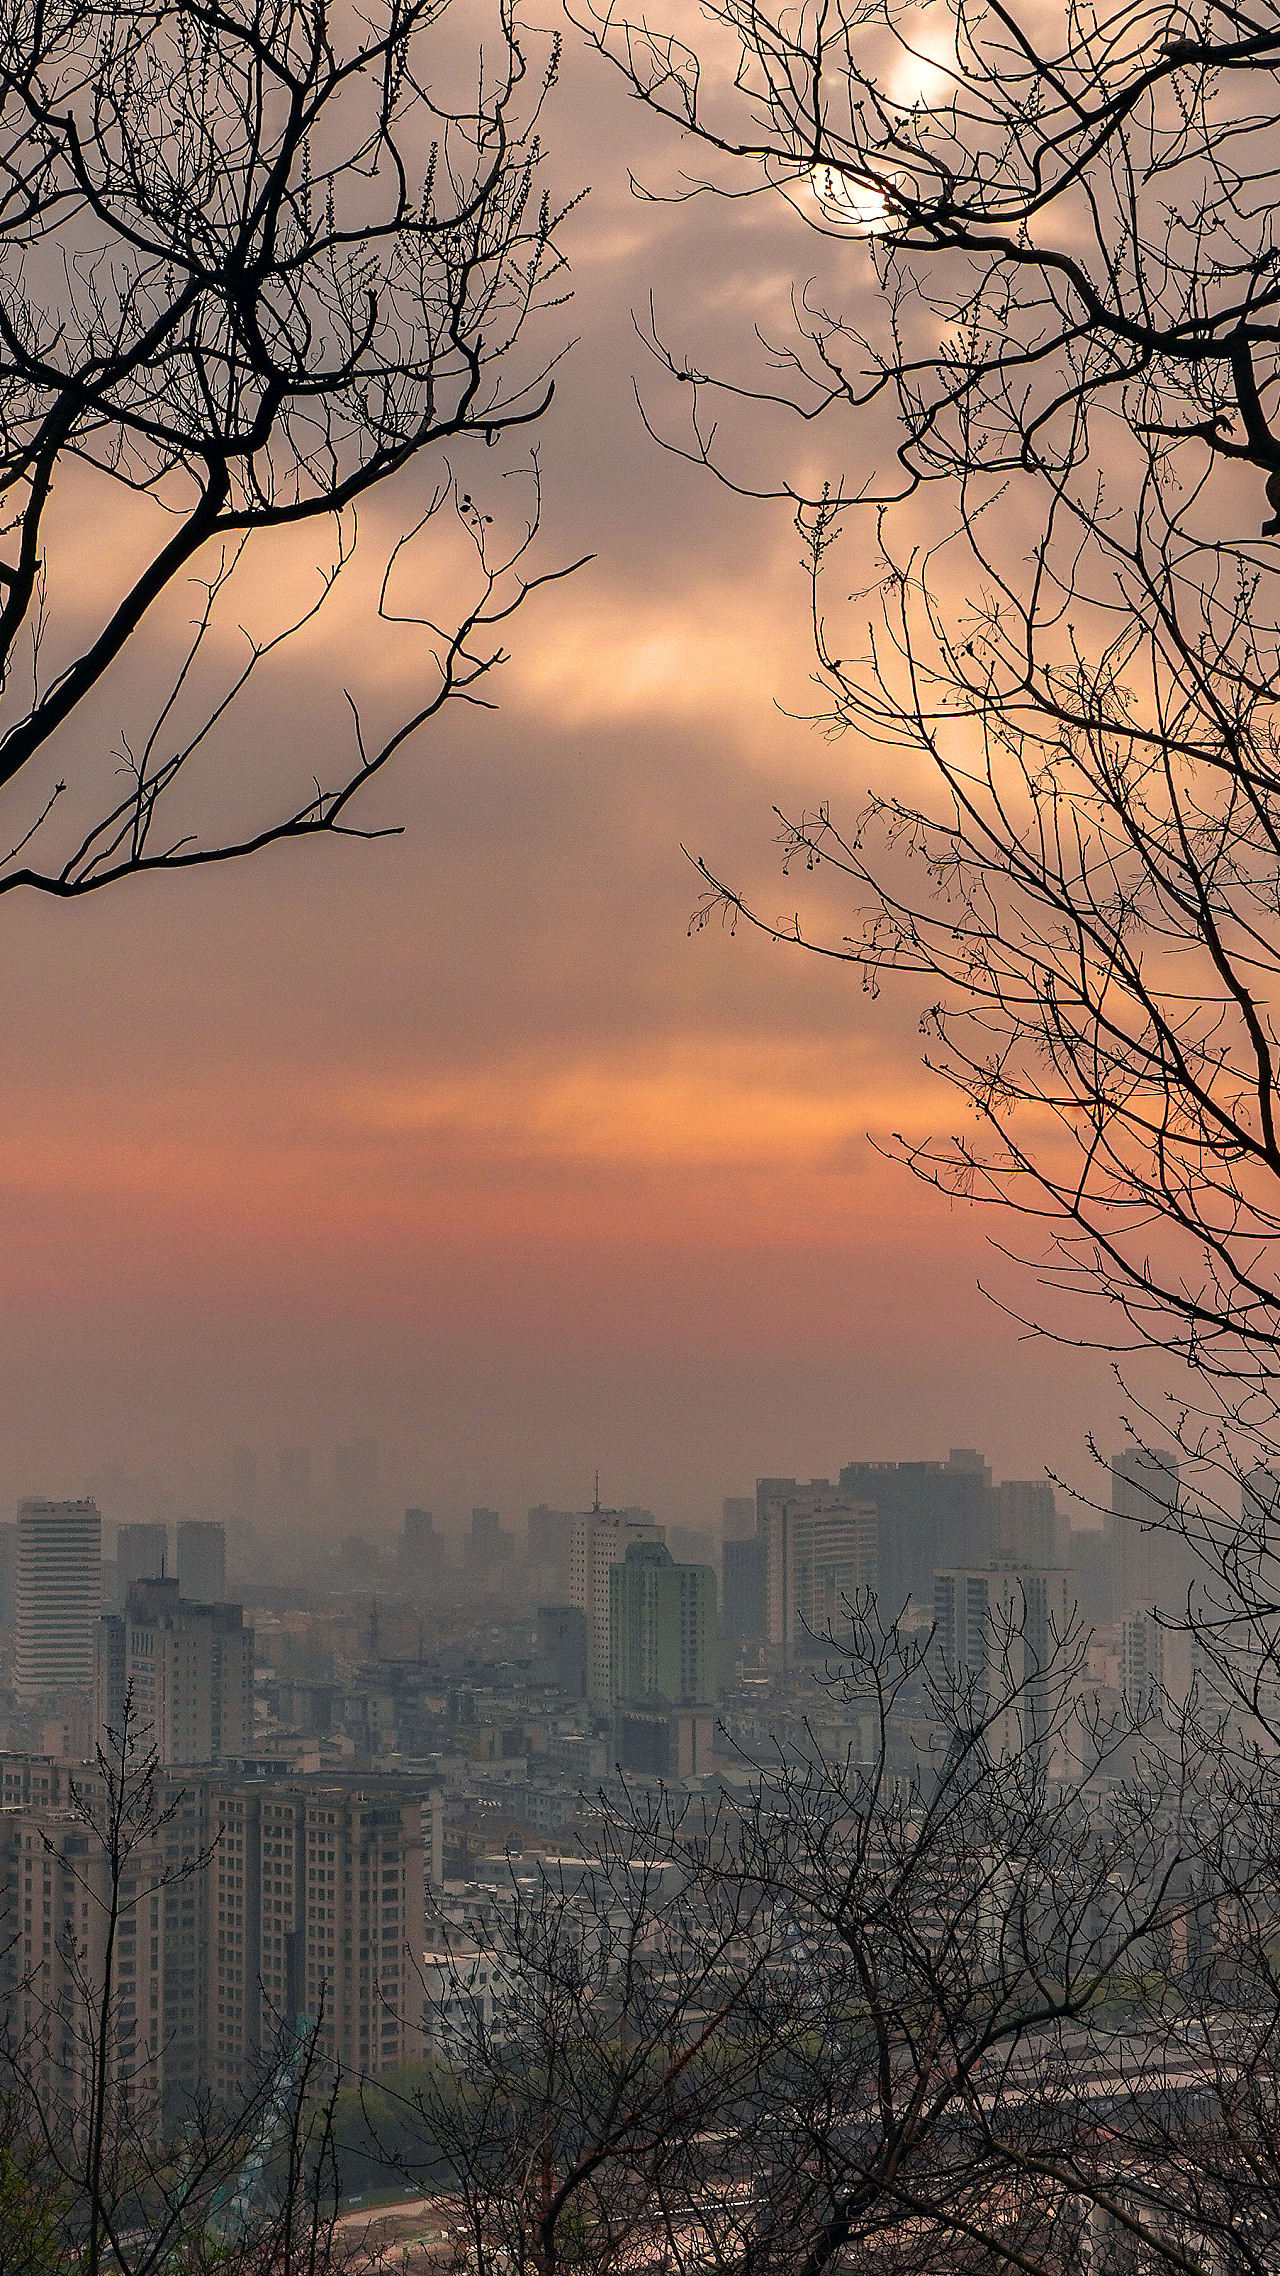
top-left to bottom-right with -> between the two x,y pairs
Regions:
593,1469 -> 601,1514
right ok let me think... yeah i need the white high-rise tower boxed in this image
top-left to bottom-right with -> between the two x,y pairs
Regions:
15,1498 -> 102,1703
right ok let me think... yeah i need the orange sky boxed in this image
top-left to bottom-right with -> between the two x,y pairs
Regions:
0,31 -> 1137,1533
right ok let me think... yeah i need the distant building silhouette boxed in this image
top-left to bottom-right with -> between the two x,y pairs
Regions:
116,1521 -> 168,1598
177,1518 -> 227,1601
836,1456 -> 994,1614
1110,1447 -> 1185,1616
722,1535 -> 765,1641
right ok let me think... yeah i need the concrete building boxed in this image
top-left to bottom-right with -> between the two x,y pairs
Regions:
570,1506 -> 665,1702
116,1522 -> 168,1598
722,1535 -> 765,1641
995,1480 -> 1059,1566
836,1457 -> 994,1615
609,1540 -> 717,1708
0,1521 -> 15,1636
0,1757 -> 443,2106
1110,1448 -> 1184,1617
527,1505 -> 575,1597
609,1540 -> 718,1777
95,1578 -> 253,1766
15,1499 -> 102,1704
399,1507 -> 435,1583
176,1519 -> 226,1601
933,1565 -> 1077,1762
761,1486 -> 877,1662
465,1507 -> 512,1573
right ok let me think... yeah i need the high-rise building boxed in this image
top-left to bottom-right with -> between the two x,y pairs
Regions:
95,1578 -> 253,1766
722,1535 -> 766,1641
1110,1448 -> 1184,1616
527,1506 -> 575,1597
210,1780 -> 429,2088
0,1521 -> 15,1635
116,1522 -> 168,1596
0,1760 -> 442,2109
399,1507 -> 436,1583
609,1541 -> 717,1707
722,1496 -> 755,1538
1243,1465 -> 1280,1529
995,1480 -> 1059,1566
761,1486 -> 877,1661
836,1459 -> 994,1614
176,1519 -> 227,1602
465,1507 -> 512,1572
608,1541 -> 717,1776
1068,1526 -> 1116,1624
570,1507 -> 665,1702
933,1564 -> 1077,1761
15,1499 -> 102,1704
1121,1610 -> 1164,1714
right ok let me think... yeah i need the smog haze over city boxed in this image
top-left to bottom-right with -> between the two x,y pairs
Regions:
0,28 -> 1119,1547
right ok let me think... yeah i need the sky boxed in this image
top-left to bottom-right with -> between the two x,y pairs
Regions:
0,15 -> 1139,1537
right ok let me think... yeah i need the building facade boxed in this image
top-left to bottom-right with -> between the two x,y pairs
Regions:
1110,1448 -> 1184,1617
570,1507 -> 665,1702
0,1757 -> 443,2111
95,1578 -> 253,1766
608,1540 -> 717,1709
176,1519 -> 227,1601
761,1487 -> 877,1661
722,1535 -> 765,1642
933,1564 -> 1077,1762
15,1499 -> 102,1704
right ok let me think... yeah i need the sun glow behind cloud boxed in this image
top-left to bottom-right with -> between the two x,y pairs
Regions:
0,30 -> 1122,1519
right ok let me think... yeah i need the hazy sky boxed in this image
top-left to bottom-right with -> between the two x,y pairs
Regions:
0,21 -> 1139,1534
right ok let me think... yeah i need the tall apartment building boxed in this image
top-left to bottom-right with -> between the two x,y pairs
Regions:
0,1758 -> 209,2111
933,1565 -> 1077,1762
465,1507 -> 512,1573
609,1541 -> 717,1707
116,1521 -> 168,1596
1,1805 -> 168,2131
570,1506 -> 665,1702
1110,1447 -> 1184,1617
0,1759 -> 442,2108
760,1485 -> 877,1662
95,1578 -> 253,1766
722,1535 -> 766,1642
527,1506 -> 575,1597
608,1541 -> 718,1776
15,1499 -> 102,1704
176,1519 -> 226,1601
399,1507 -> 436,1584
0,1521 -> 15,1635
836,1457 -> 994,1614
995,1480 -> 1059,1566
